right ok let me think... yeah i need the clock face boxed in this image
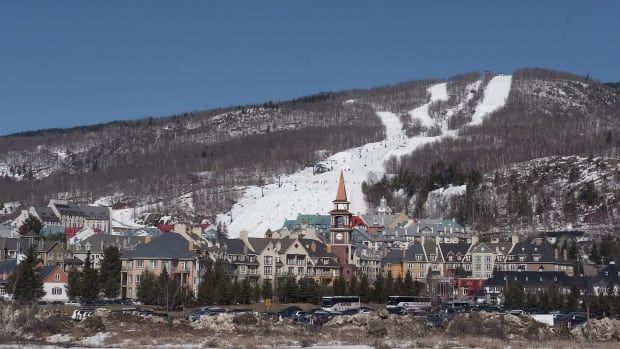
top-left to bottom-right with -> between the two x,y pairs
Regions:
335,233 -> 344,241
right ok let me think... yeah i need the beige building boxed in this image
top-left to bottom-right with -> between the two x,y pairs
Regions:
120,233 -> 199,299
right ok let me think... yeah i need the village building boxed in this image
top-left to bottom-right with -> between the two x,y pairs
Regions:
120,233 -> 200,299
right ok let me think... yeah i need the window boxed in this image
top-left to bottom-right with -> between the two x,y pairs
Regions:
519,256 -> 526,262
298,267 -> 304,275
264,256 -> 273,265
497,256 -> 504,262
181,262 -> 187,271
136,275 -> 141,285
486,264 -> 492,271
448,256 -> 453,262
474,264 -> 481,271
129,275 -> 133,285
533,255 -> 540,262
54,274 -> 60,281
150,260 -> 158,269
484,256 -> 491,263
475,256 -> 481,263
137,260 -> 144,269
52,287 -> 63,295
264,266 -> 272,275
465,264 -> 471,271
240,265 -> 247,274
419,272 -> 425,278
416,255 -> 422,261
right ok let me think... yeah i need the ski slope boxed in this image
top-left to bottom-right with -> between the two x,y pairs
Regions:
218,77 -> 512,237
469,75 -> 512,126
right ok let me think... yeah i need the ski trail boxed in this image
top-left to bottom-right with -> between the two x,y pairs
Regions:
218,78 -> 511,237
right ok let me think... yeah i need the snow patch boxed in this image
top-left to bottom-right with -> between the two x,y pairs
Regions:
469,75 -> 512,126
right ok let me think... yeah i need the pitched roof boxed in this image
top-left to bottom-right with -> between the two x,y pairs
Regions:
224,238 -> 250,254
123,233 -> 196,259
439,243 -> 471,258
334,170 -> 348,202
77,234 -> 147,253
38,265 -> 60,280
382,243 -> 426,264
33,206 -> 60,222
508,240 -> 569,263
247,237 -> 271,253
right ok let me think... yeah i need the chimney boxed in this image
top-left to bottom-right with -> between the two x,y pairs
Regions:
471,235 -> 479,245
511,234 -> 519,245
239,230 -> 248,242
555,248 -> 559,260
563,248 -> 567,261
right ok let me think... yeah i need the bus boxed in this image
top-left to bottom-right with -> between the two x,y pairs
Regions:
386,296 -> 432,311
321,296 -> 361,312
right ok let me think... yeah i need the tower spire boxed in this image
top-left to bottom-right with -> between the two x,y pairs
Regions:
334,170 -> 348,202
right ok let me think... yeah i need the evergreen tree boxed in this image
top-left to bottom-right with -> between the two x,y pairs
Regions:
281,273 -> 298,303
99,246 -> 121,298
252,283 -> 261,303
7,245 -> 44,303
261,279 -> 273,300
298,278 -> 319,303
503,282 -> 525,309
359,275 -> 371,303
403,272 -> 414,295
565,285 -> 580,311
333,276 -> 347,296
157,267 -> 182,308
394,275 -> 404,296
214,261 -> 233,304
197,261 -> 217,305
371,274 -> 384,303
67,267 -> 82,300
348,275 -> 359,296
384,271 -> 394,297
137,270 -> 158,304
81,251 -> 99,302
18,215 -> 43,236
240,278 -> 252,304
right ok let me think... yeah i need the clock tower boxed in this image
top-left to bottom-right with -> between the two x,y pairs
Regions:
329,171 -> 354,267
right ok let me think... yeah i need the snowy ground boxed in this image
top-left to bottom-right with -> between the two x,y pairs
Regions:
217,81 -> 464,237
469,75 -> 512,126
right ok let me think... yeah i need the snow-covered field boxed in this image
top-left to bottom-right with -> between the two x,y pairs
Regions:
217,76 -> 515,238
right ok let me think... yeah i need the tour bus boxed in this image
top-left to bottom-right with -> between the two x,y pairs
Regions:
321,296 -> 361,312
386,296 -> 432,311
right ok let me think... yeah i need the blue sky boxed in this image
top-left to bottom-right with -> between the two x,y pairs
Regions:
1,1 -> 618,136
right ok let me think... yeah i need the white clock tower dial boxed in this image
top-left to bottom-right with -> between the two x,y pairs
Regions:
336,233 -> 343,241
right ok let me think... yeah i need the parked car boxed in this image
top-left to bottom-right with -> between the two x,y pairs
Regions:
278,306 -> 302,319
341,308 -> 360,316
506,309 -> 524,316
66,300 -> 81,307
293,311 -> 309,322
387,306 -> 407,315
359,307 -> 372,314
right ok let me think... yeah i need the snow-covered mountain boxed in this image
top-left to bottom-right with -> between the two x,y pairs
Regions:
219,75 -> 512,237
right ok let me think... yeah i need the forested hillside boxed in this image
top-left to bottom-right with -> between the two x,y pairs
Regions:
363,68 -> 620,234
0,79 -> 434,218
